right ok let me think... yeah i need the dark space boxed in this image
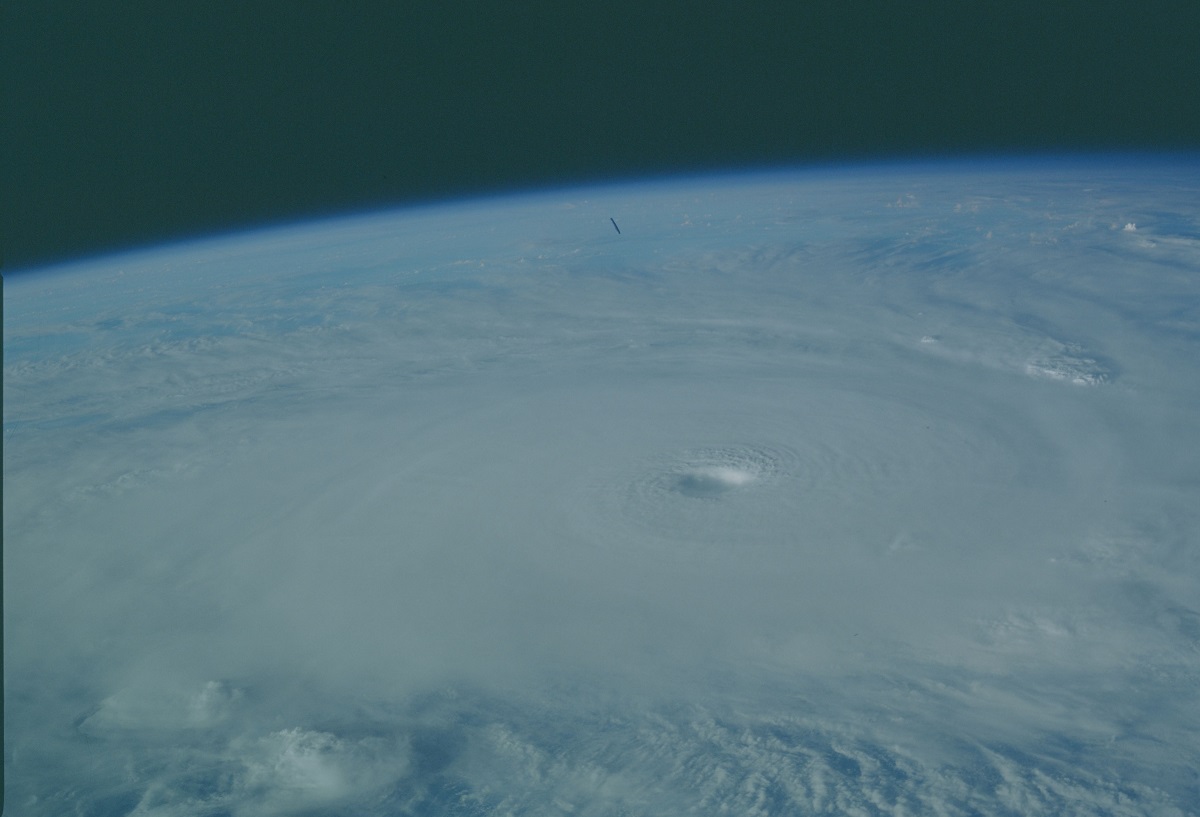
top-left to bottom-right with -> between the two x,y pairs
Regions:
2,0 -> 1198,272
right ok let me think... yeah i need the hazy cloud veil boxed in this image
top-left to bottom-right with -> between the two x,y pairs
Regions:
5,160 -> 1200,814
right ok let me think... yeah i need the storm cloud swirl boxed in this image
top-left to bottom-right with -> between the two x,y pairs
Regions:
5,161 -> 1200,814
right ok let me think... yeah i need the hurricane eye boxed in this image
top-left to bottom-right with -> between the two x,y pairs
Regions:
672,467 -> 756,498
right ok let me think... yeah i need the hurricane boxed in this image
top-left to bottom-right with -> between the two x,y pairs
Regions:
5,159 -> 1199,815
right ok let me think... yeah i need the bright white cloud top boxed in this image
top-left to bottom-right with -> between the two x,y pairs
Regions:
5,159 -> 1200,815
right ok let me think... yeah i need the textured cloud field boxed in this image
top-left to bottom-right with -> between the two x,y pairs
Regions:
5,161 -> 1200,814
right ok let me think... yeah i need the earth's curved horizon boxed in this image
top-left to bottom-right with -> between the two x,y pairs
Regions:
5,157 -> 1200,814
